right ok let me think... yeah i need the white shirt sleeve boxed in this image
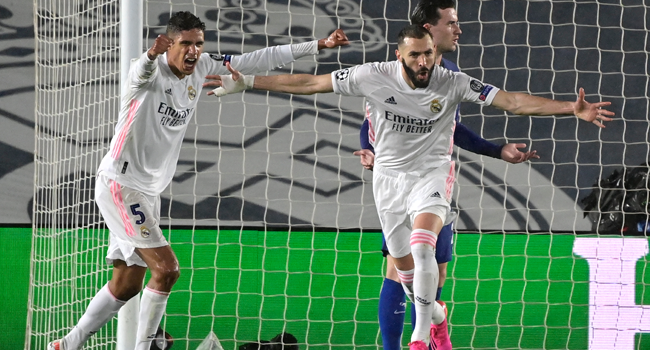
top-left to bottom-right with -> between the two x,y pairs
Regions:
128,52 -> 158,88
331,64 -> 372,97
456,72 -> 500,106
290,40 -> 319,58
204,42 -> 301,75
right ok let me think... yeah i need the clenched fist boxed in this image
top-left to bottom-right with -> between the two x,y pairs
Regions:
147,34 -> 173,60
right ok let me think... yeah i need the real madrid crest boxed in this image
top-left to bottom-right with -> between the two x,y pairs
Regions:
430,99 -> 442,113
188,86 -> 197,100
140,226 -> 151,238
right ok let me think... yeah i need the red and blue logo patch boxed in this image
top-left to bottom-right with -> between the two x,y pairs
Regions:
479,85 -> 494,101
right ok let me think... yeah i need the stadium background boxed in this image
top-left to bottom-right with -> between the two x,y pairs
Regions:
1,0 -> 649,349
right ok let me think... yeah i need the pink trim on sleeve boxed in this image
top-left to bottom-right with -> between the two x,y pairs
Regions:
111,99 -> 141,159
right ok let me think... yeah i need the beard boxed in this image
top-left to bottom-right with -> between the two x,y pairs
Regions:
401,59 -> 432,88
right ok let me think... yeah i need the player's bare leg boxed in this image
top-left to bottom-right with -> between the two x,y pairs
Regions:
133,245 -> 180,350
110,260 -> 148,299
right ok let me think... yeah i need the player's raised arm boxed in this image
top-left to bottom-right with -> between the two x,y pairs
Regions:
220,29 -> 349,76
204,62 -> 334,96
453,121 -> 539,163
491,88 -> 615,128
128,34 -> 173,86
147,34 -> 173,60
317,28 -> 350,50
254,72 -> 333,95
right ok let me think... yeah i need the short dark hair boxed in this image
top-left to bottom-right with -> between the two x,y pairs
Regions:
397,24 -> 433,46
411,0 -> 456,26
166,11 -> 206,36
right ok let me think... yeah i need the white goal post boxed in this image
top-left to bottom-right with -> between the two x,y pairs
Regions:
115,2 -> 143,350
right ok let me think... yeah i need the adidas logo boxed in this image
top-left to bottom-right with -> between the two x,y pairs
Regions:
431,191 -> 441,198
384,96 -> 397,104
165,88 -> 173,95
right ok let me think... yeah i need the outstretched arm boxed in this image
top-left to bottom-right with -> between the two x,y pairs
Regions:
254,72 -> 333,95
204,62 -> 333,96
454,122 -> 538,163
453,122 -> 502,158
225,29 -> 349,75
316,29 -> 350,50
491,88 -> 614,128
128,34 -> 171,85
499,143 -> 538,163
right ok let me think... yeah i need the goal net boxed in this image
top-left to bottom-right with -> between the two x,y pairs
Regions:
28,1 -> 649,350
29,0 -> 119,349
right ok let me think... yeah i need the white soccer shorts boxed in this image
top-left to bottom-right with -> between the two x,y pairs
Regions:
95,173 -> 168,267
373,161 -> 455,259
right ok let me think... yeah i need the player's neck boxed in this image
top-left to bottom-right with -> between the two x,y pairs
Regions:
168,63 -> 186,80
400,70 -> 416,90
435,53 -> 443,65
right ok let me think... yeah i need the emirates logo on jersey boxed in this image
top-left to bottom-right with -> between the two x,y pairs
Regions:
188,86 -> 197,100
430,99 -> 442,113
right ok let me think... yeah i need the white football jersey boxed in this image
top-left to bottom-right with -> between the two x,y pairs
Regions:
99,45 -> 302,195
332,61 -> 500,174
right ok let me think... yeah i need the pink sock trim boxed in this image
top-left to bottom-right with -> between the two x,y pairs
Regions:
105,284 -> 127,304
397,269 -> 414,284
410,229 -> 437,247
145,286 -> 170,296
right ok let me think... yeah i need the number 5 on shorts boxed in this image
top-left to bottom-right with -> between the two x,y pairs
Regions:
130,204 -> 146,225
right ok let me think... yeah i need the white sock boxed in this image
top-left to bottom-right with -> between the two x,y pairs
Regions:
410,229 -> 442,344
135,287 -> 169,350
395,267 -> 415,302
63,284 -> 126,350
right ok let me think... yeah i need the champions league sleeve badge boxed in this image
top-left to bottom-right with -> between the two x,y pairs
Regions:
335,69 -> 350,81
208,53 -> 232,65
470,79 -> 484,92
209,53 -> 224,61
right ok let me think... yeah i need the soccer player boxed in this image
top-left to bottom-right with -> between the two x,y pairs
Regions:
204,24 -> 613,350
47,11 -> 348,350
356,126 -> 535,349
355,1 -> 537,349
354,144 -> 533,350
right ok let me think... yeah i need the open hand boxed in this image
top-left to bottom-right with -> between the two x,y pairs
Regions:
573,87 -> 615,128
500,143 -> 539,164
204,62 -> 252,97
353,149 -> 375,170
